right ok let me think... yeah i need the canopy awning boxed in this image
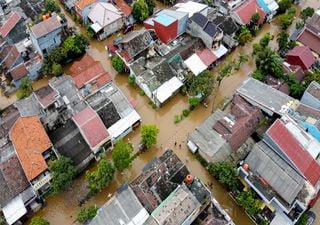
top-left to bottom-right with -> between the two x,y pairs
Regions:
2,195 -> 27,225
91,23 -> 103,33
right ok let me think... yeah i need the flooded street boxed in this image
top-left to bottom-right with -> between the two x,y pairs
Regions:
28,1 -> 320,224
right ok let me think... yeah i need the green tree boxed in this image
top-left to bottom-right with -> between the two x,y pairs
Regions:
86,159 -> 115,194
112,139 -> 133,171
296,213 -> 308,225
304,69 -> 320,87
207,161 -> 240,191
16,77 -> 32,99
141,124 -> 159,149
278,0 -> 292,14
52,63 -> 63,76
251,69 -> 265,81
236,190 -> 262,216
251,12 -> 260,24
279,13 -> 294,30
296,20 -> 305,30
255,47 -> 283,78
145,0 -> 156,15
289,82 -> 305,98
128,75 -> 135,85
252,43 -> 263,56
217,63 -> 233,86
259,32 -> 271,48
132,0 -> 149,22
300,7 -> 314,21
237,26 -> 252,46
277,31 -> 289,52
188,97 -> 201,107
111,55 -> 125,73
49,156 -> 76,193
77,205 -> 98,223
187,70 -> 215,97
30,217 -> 50,225
44,0 -> 61,13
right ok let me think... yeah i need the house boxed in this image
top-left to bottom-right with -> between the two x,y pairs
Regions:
72,106 -> 111,156
184,48 -> 218,75
295,10 -> 320,55
0,11 -> 28,44
0,45 -> 22,71
88,185 -> 149,225
188,95 -> 262,162
0,143 -> 40,225
86,82 -> 141,141
214,0 -> 247,15
115,0 -> 133,24
116,29 -> 154,64
9,116 -> 57,196
187,12 -> 223,49
29,13 -> 66,56
286,46 -> 315,71
0,105 -> 20,141
172,1 -> 209,18
282,62 -> 305,82
231,0 -> 266,26
256,0 -> 278,21
236,78 -> 294,116
88,2 -> 124,40
238,141 -> 315,225
301,81 -> 320,111
144,9 -> 188,44
74,0 -> 97,23
69,54 -> 112,97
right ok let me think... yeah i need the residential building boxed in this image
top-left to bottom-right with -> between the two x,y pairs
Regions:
88,2 -> 124,40
0,11 -> 28,44
115,0 -> 133,24
0,105 -> 20,142
214,0 -> 247,14
236,78 -> 294,116
69,54 -> 112,98
286,46 -> 315,71
29,13 -> 67,56
188,95 -> 262,162
0,143 -> 40,225
172,1 -> 209,18
86,82 -> 141,141
74,0 -> 97,23
282,62 -> 305,82
301,81 -> 320,111
144,9 -> 188,44
9,116 -> 58,196
72,106 -> 111,157
88,185 -> 149,225
231,0 -> 266,26
256,0 -> 279,21
294,10 -> 320,55
187,12 -> 223,49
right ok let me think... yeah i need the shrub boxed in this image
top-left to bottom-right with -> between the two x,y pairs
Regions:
77,205 -> 98,223
182,109 -> 190,117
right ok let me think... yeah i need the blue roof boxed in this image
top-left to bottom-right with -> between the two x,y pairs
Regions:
154,13 -> 176,26
299,121 -> 320,142
256,0 -> 271,13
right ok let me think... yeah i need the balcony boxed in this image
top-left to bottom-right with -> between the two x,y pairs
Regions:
32,173 -> 52,190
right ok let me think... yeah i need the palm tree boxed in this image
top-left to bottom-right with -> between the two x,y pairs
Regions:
256,48 -> 283,78
238,26 -> 252,46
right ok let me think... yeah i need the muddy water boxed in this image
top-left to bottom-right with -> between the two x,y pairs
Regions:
30,1 -> 320,225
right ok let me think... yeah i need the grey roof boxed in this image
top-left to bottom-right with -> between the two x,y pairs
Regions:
301,81 -> 320,110
88,2 -> 122,27
30,14 -> 62,38
89,185 -> 149,225
236,78 -> 294,116
14,94 -> 42,117
245,142 -> 305,204
188,110 -> 232,162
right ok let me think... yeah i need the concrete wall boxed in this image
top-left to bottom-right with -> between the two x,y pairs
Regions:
99,18 -> 123,40
31,28 -> 62,57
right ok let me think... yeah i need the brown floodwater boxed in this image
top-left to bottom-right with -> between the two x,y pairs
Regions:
28,1 -> 320,225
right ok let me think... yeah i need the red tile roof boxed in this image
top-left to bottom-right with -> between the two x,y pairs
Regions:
0,12 -> 21,38
267,120 -> 320,186
196,48 -> 218,67
75,0 -> 97,11
287,46 -> 315,70
10,63 -> 28,81
115,0 -> 132,17
234,0 -> 266,25
4,46 -> 20,69
69,54 -> 95,74
10,116 -> 53,181
297,28 -> 320,55
72,107 -> 109,150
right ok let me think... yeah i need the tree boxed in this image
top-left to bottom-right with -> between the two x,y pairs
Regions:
278,0 -> 292,14
251,12 -> 260,24
188,97 -> 201,107
207,161 -> 240,191
86,159 -> 115,195
112,139 -> 133,171
111,55 -> 125,73
30,217 -> 50,225
251,69 -> 265,81
77,205 -> 98,223
145,0 -> 156,15
132,0 -> 149,23
277,31 -> 289,52
52,63 -> 63,76
187,70 -> 215,97
255,47 -> 283,78
300,7 -> 315,21
141,124 -> 159,149
304,69 -> 320,87
236,190 -> 262,216
49,156 -> 76,193
16,77 -> 32,99
289,82 -> 305,98
217,63 -> 233,86
259,32 -> 271,48
279,13 -> 294,30
44,0 -> 61,13
237,26 -> 252,46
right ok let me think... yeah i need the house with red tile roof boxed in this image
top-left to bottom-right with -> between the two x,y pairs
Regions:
69,54 -> 112,97
287,46 -> 315,71
115,0 -> 133,24
231,0 -> 266,26
72,106 -> 111,156
9,116 -> 57,196
74,0 -> 98,23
